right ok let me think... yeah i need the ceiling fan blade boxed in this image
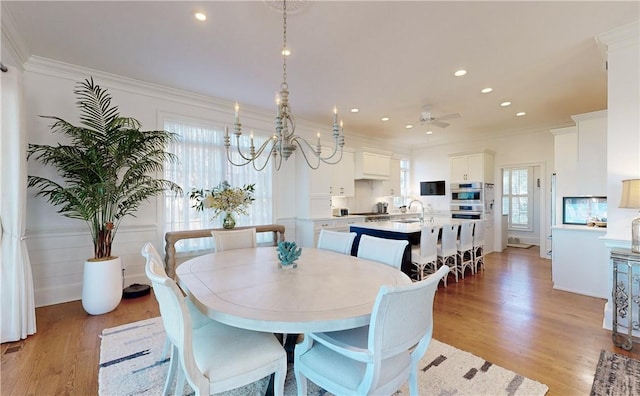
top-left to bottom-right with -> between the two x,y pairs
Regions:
435,113 -> 461,121
431,121 -> 450,128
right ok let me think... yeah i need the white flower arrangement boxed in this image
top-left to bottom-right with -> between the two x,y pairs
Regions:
190,181 -> 255,219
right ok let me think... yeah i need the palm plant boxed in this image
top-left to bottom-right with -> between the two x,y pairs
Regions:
27,78 -> 182,260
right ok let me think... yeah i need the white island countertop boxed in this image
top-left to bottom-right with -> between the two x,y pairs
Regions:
351,218 -> 472,234
351,221 -> 424,234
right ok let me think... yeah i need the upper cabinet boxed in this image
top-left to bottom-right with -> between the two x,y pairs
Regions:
450,151 -> 495,183
331,151 -> 355,197
355,151 -> 390,180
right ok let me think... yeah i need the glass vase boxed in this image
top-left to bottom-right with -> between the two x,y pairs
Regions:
222,212 -> 236,229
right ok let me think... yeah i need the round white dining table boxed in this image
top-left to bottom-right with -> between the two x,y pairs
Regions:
176,246 -> 411,333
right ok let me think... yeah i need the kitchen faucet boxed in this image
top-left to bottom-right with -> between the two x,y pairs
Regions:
408,199 -> 424,225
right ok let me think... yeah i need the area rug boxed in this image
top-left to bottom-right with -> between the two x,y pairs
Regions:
507,243 -> 534,249
99,317 -> 549,396
590,349 -> 640,396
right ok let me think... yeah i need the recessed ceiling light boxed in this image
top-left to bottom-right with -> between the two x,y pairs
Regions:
381,116 -> 390,122
426,131 -> 433,135
500,101 -> 512,107
405,124 -> 414,129
350,108 -> 359,113
516,112 -> 526,117
481,87 -> 493,94
194,12 -> 207,21
454,69 -> 467,77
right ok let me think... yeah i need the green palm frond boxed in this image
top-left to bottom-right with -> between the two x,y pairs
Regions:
27,78 -> 182,259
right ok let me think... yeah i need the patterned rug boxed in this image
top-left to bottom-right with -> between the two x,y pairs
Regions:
99,317 -> 549,395
591,349 -> 640,396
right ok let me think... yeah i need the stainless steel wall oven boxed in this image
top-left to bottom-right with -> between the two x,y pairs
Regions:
451,182 -> 484,220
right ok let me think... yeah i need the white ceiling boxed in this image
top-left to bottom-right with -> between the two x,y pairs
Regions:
3,1 -> 639,147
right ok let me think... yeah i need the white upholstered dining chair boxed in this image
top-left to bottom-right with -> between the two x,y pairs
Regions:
456,221 -> 475,277
411,225 -> 439,280
211,227 -> 257,252
356,234 -> 409,270
142,242 -> 287,396
438,223 -> 459,287
144,243 -> 210,367
317,229 -> 357,255
294,265 -> 450,396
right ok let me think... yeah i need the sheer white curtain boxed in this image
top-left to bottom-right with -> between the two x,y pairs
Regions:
163,118 -> 273,252
1,65 -> 37,342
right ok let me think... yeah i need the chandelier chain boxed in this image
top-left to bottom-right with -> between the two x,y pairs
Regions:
281,0 -> 288,89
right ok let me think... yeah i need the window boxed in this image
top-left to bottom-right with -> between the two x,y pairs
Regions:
163,117 -> 273,252
393,159 -> 410,206
502,167 -> 532,231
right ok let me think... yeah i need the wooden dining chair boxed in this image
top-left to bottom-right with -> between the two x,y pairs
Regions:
142,242 -> 287,396
317,229 -> 357,255
294,265 -> 450,396
356,234 -> 408,270
211,227 -> 257,252
438,223 -> 460,287
456,221 -> 475,277
411,225 -> 439,280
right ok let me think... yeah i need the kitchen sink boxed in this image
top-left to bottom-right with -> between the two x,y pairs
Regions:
392,219 -> 421,223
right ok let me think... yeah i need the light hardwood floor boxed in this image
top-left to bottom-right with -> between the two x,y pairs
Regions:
2,246 -> 638,395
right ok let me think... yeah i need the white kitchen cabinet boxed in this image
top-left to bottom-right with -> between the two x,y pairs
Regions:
450,151 -> 494,183
375,158 -> 401,196
355,151 -> 390,180
296,216 -> 365,248
308,164 -> 332,196
296,151 -> 332,218
330,151 -> 355,197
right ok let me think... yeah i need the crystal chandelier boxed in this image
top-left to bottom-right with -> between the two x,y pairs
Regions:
224,0 -> 345,171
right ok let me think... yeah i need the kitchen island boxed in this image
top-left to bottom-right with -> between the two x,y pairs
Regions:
350,221 -> 424,278
350,219 -> 473,279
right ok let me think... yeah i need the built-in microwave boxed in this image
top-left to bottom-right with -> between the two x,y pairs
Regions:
450,182 -> 483,203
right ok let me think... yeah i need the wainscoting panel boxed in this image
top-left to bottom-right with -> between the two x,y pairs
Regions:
27,225 -> 159,307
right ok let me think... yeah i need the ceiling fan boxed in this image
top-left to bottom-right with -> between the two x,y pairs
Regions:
419,105 -> 461,128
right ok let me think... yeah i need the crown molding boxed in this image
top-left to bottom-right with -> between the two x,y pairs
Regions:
24,56 -> 236,110
549,126 -> 577,136
571,109 -> 608,123
596,20 -> 640,53
22,56 -> 401,151
1,2 -> 30,66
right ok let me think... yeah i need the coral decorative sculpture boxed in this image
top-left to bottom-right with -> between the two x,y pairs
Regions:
277,241 -> 302,268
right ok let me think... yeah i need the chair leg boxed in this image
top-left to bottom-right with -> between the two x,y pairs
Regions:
408,368 -> 419,396
161,336 -> 171,359
437,258 -> 447,287
174,362 -> 186,396
163,345 -> 178,396
457,253 -> 466,279
274,352 -> 287,396
449,255 -> 458,283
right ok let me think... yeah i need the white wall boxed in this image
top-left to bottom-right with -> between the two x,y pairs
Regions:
21,58 -> 403,307
551,110 -> 608,226
598,21 -> 640,331
600,22 -> 640,243
411,130 -> 554,255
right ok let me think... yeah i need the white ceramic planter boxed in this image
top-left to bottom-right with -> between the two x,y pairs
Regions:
82,257 -> 122,315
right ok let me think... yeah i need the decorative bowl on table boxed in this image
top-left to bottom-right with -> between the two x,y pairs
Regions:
277,241 -> 302,269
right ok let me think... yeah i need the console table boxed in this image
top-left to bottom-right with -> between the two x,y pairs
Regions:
611,248 -> 640,350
